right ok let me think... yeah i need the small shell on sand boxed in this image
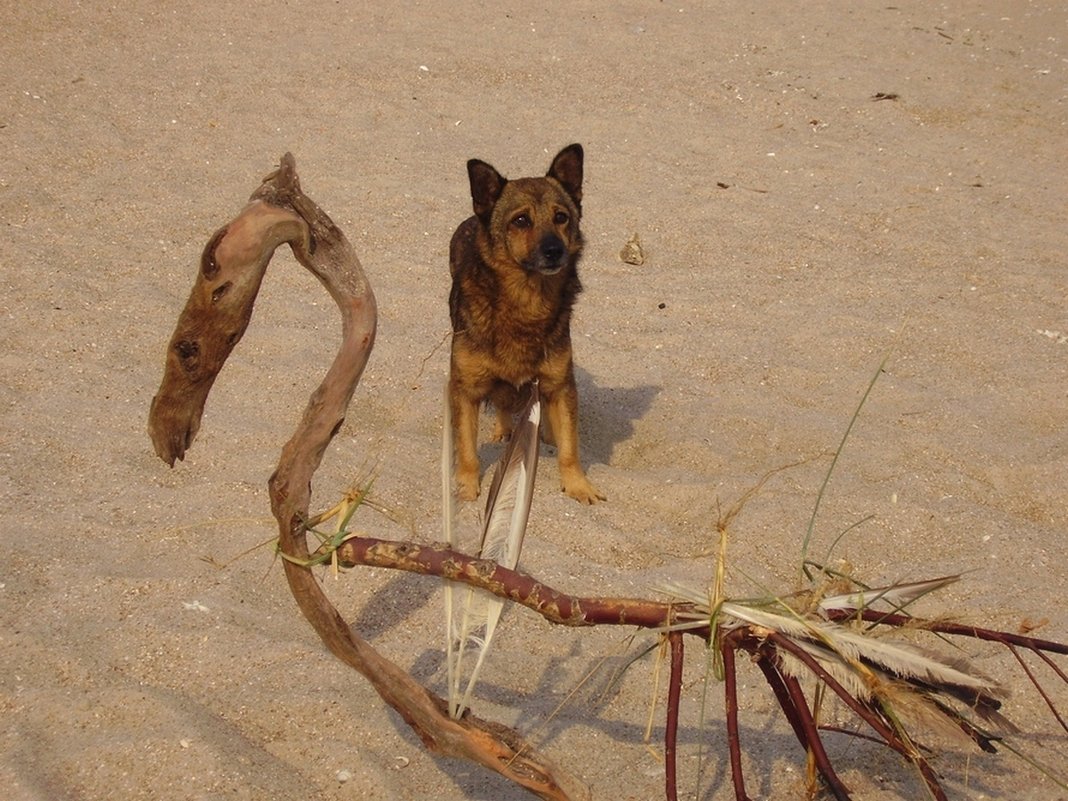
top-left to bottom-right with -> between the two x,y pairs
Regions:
619,233 -> 645,265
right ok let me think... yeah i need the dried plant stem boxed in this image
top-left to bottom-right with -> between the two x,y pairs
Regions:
1006,644 -> 1068,734
802,353 -> 890,578
778,671 -> 851,801
828,608 -> 1068,655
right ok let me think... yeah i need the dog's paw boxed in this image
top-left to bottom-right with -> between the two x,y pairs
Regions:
561,475 -> 605,505
456,470 -> 481,502
490,420 -> 513,442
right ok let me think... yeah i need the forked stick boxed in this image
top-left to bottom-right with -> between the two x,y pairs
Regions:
331,535 -> 1068,799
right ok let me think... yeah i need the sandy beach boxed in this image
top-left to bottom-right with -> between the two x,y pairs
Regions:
2,2 -> 1067,798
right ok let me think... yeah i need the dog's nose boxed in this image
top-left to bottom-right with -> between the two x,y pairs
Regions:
540,235 -> 565,264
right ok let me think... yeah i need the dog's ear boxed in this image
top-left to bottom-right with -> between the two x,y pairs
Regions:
547,143 -> 583,212
467,159 -> 506,225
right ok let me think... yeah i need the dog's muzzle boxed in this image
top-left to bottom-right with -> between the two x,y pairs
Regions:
527,233 -> 567,274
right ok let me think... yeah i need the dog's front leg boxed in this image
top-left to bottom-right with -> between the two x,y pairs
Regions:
545,382 -> 605,504
450,384 -> 483,501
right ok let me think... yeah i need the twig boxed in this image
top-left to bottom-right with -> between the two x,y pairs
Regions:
665,631 -> 684,801
1006,644 -> 1068,734
778,671 -> 852,801
722,629 -> 753,801
763,631 -> 948,801
828,608 -> 1068,655
753,653 -> 810,754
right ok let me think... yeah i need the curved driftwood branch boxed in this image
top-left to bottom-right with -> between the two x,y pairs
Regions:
149,155 -> 587,801
147,182 -> 309,464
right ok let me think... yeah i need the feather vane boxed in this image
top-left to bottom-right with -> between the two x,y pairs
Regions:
663,580 -> 1010,745
718,600 -> 996,694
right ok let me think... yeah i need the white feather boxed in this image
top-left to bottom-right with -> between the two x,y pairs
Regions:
819,575 -> 960,613
447,382 -> 541,718
661,577 -> 1008,748
719,600 -> 996,694
776,638 -> 1000,749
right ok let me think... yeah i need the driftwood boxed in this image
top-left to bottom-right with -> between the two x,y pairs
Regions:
148,154 -> 586,801
149,155 -> 1068,801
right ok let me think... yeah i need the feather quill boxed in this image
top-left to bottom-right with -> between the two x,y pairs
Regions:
447,382 -> 541,718
442,380 -> 459,715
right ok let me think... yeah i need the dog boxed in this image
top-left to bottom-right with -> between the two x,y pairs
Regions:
447,143 -> 604,504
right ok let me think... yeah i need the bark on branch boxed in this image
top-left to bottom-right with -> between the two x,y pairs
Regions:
330,535 -> 700,631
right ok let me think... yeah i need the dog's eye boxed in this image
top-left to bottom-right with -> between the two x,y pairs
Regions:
511,214 -> 532,229
553,211 -> 570,225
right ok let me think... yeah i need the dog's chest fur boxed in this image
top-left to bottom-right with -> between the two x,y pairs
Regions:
449,217 -> 581,383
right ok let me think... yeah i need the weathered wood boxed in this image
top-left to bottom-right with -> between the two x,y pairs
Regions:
330,534 -> 700,630
147,196 -> 307,465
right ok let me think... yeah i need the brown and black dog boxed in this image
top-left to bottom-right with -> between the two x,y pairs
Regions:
448,143 -> 604,504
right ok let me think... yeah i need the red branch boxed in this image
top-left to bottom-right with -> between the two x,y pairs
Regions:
665,631 -> 684,801
827,608 -> 1068,655
332,535 -> 701,630
722,629 -> 754,801
761,631 -> 947,801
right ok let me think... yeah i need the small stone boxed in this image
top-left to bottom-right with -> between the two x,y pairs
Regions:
619,233 -> 645,265
336,769 -> 353,783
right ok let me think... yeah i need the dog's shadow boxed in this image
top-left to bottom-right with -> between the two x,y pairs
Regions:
575,366 -> 658,467
476,368 -> 658,470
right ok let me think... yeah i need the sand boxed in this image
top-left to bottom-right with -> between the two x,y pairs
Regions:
2,2 -> 1067,799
